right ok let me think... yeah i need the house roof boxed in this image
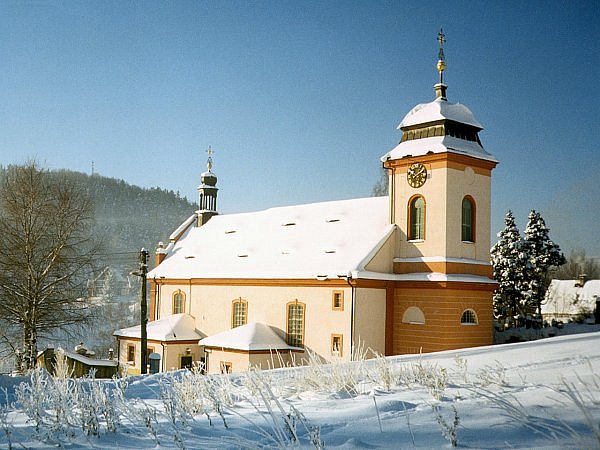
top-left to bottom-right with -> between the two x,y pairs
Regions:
198,322 -> 300,351
113,314 -> 204,342
148,196 -> 393,280
542,279 -> 600,317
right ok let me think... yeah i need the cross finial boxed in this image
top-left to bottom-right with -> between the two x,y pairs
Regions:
436,28 -> 447,84
206,145 -> 214,172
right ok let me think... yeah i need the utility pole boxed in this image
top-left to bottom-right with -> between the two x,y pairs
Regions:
139,248 -> 149,374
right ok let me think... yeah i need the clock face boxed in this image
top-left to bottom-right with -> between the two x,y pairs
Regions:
407,163 -> 427,188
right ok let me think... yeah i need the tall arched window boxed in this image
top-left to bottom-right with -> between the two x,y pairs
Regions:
462,196 -> 476,242
173,290 -> 185,314
408,196 -> 426,240
231,298 -> 247,328
287,300 -> 305,347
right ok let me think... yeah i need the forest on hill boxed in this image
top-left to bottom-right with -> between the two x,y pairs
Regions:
0,166 -> 198,366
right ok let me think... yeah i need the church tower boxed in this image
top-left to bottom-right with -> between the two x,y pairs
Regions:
197,146 -> 219,227
382,31 -> 498,354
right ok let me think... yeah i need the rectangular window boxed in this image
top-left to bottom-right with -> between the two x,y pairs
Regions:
220,361 -> 232,374
331,334 -> 343,357
287,302 -> 305,347
127,344 -> 135,363
332,290 -> 344,310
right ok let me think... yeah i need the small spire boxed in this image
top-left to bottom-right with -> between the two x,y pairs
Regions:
434,28 -> 448,100
206,145 -> 214,172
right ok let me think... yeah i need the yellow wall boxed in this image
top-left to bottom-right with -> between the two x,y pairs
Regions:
117,338 -> 204,374
205,348 -> 297,374
354,287 -> 387,355
155,284 -> 354,361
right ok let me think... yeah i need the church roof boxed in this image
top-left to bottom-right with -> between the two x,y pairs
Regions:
113,314 -> 204,342
399,97 -> 483,129
198,322 -> 300,351
149,196 -> 393,280
383,135 -> 497,163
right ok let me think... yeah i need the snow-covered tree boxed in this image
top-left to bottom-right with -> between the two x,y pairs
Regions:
522,210 -> 566,317
490,211 -> 529,328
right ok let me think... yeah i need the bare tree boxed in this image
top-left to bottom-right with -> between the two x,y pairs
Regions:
552,248 -> 600,281
0,162 -> 100,371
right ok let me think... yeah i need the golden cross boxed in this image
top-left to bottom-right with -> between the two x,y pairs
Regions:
437,28 -> 446,61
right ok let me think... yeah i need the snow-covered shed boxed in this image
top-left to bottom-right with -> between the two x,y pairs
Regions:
198,322 -> 302,373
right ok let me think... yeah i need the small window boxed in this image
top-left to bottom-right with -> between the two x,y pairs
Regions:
408,196 -> 426,240
173,290 -> 186,314
332,291 -> 344,311
127,344 -> 135,363
402,306 -> 425,325
220,361 -> 232,374
461,309 -> 478,325
232,298 -> 248,328
287,300 -> 305,347
462,196 -> 476,242
331,334 -> 343,356
180,355 -> 193,370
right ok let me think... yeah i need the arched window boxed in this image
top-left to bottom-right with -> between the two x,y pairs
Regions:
173,290 -> 185,314
462,196 -> 476,242
402,306 -> 425,324
460,309 -> 478,325
287,300 -> 305,347
408,196 -> 426,240
231,298 -> 247,328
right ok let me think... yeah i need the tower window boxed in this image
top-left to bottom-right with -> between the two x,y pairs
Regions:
461,309 -> 478,325
408,196 -> 426,240
287,300 -> 305,347
462,196 -> 476,242
231,298 -> 247,328
173,290 -> 186,314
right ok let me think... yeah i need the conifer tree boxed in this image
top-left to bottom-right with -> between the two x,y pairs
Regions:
490,211 -> 528,328
522,210 -> 566,318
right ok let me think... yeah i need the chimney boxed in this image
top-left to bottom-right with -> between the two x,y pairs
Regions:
577,274 -> 588,287
155,241 -> 167,266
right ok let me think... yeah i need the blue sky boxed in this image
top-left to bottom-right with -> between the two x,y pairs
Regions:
0,1 -> 598,254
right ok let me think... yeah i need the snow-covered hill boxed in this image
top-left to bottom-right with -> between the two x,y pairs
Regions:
1,332 -> 599,449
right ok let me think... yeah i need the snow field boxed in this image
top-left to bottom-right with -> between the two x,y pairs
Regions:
0,332 -> 598,449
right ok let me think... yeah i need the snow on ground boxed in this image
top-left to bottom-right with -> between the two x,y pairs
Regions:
0,332 -> 599,449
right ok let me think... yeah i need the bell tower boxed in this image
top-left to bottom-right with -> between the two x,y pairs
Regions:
382,29 -> 498,277
381,31 -> 499,355
197,146 -> 219,227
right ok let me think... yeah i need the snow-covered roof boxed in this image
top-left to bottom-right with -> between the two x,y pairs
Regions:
148,196 -> 393,280
399,98 -> 482,129
114,314 -> 204,342
61,350 -> 118,367
198,322 -> 301,351
382,135 -> 497,163
542,279 -> 600,317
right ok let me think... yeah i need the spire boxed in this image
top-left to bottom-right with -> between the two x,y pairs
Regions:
197,146 -> 219,227
434,28 -> 448,101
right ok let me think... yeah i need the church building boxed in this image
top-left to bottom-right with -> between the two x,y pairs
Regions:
115,33 -> 499,374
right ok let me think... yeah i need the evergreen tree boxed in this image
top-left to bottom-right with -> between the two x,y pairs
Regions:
522,210 -> 566,317
490,211 -> 528,328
